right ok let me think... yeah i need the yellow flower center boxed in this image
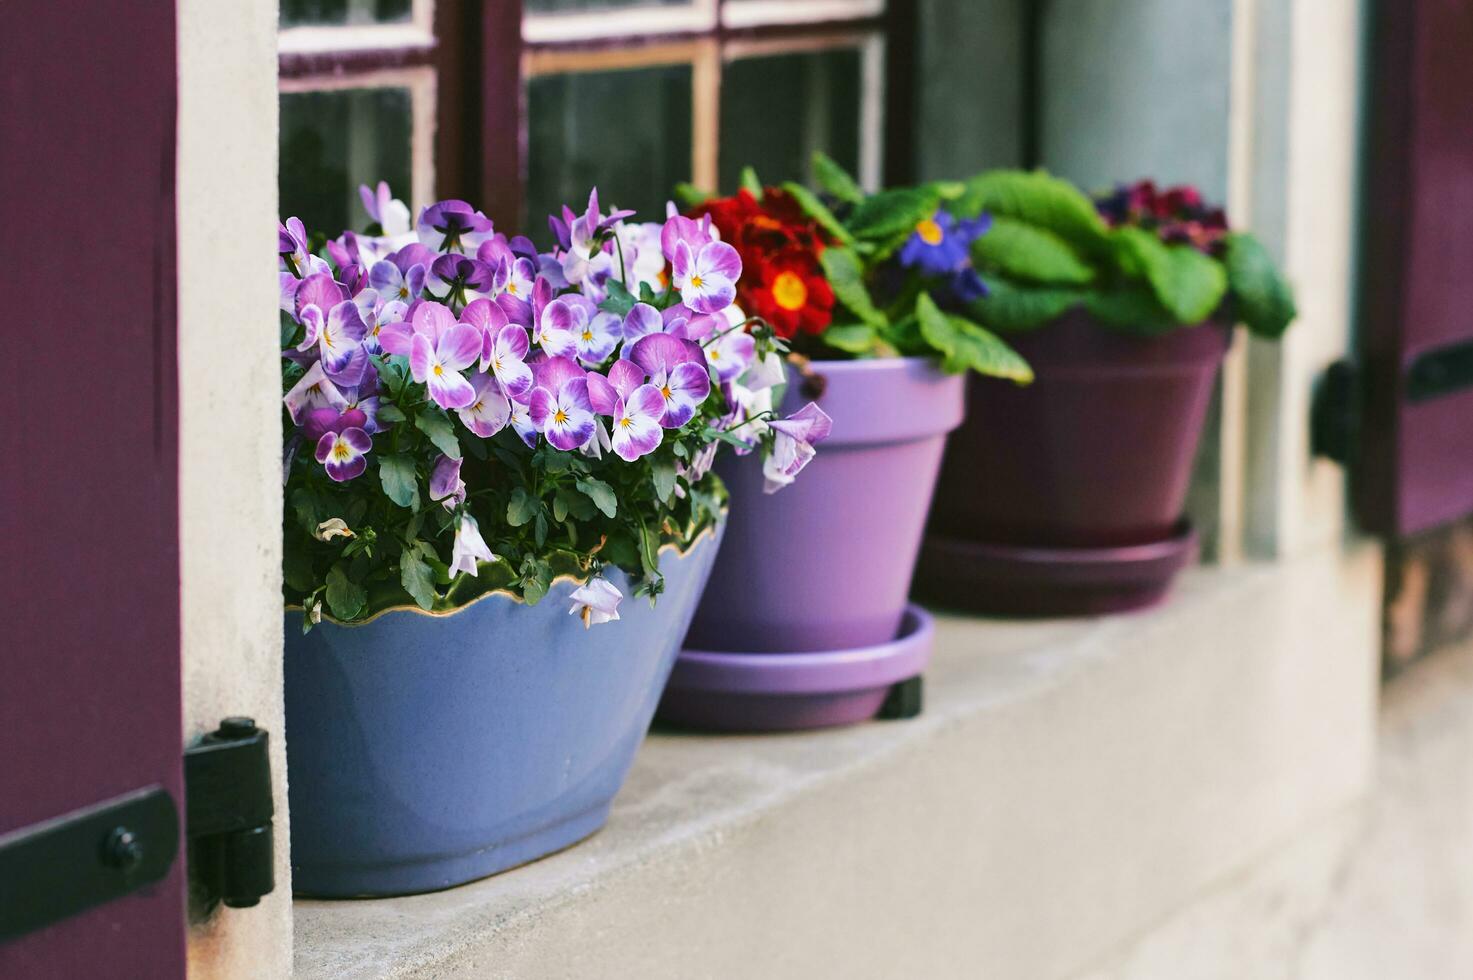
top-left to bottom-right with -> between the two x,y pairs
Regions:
710,349 -> 721,360
582,330 -> 594,342
690,275 -> 704,288
332,440 -> 352,461
433,364 -> 444,377
507,283 -> 518,295
619,417 -> 632,428
772,271 -> 808,311
554,409 -> 568,424
915,218 -> 944,245
660,385 -> 672,399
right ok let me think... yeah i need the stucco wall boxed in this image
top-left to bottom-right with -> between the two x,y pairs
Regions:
176,0 -> 289,976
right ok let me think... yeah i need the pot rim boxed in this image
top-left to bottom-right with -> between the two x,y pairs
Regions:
787,354 -> 967,446
285,513 -> 723,629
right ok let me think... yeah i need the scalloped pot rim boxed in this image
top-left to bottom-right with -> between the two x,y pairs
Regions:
285,514 -> 725,629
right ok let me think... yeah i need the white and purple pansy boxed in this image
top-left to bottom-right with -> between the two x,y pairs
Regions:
534,294 -> 587,359
629,332 -> 712,428
450,515 -> 496,576
283,361 -> 348,424
409,317 -> 482,410
671,239 -> 741,315
568,576 -> 622,628
610,384 -> 666,462
457,371 -> 512,438
528,357 -> 595,451
360,180 -> 413,238
417,199 -> 494,255
313,415 -> 373,483
574,310 -> 621,366
762,402 -> 833,494
703,325 -> 755,383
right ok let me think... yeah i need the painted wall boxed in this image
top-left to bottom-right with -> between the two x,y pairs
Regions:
176,0 -> 290,976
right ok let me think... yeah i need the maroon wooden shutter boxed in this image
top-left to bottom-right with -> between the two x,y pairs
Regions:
0,1 -> 186,975
1357,0 -> 1473,536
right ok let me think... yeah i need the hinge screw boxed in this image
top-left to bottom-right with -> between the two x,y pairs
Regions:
104,826 -> 144,872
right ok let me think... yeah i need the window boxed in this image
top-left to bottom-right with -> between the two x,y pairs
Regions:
277,0 -> 911,234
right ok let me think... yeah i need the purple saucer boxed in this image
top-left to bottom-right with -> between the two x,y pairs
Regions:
658,605 -> 935,732
914,522 -> 1199,617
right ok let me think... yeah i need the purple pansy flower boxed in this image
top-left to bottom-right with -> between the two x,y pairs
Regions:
457,372 -> 512,438
409,319 -> 482,410
450,515 -> 495,577
359,181 -> 412,237
506,394 -> 539,448
528,375 -> 595,451
283,361 -> 347,423
703,327 -> 755,383
568,576 -> 622,628
574,310 -> 621,365
482,322 -> 533,398
763,402 -> 833,493
621,303 -> 666,345
671,239 -> 741,314
629,333 -> 711,428
429,454 -> 466,509
314,415 -> 373,483
534,294 -> 587,358
417,199 -> 494,254
660,207 -> 716,263
587,358 -> 645,415
279,217 -> 330,277
610,384 -> 666,462
368,258 -> 425,306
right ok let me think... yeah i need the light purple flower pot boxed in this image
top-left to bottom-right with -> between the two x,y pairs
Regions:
916,312 -> 1229,616
660,357 -> 965,731
283,523 -> 721,898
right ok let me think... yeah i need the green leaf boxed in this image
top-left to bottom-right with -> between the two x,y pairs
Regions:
414,409 -> 462,459
971,216 -> 1094,285
598,278 -> 637,317
739,166 -> 764,199
637,520 -> 661,578
375,403 -> 406,424
325,563 -> 367,619
915,293 -> 1034,382
378,455 -> 420,510
820,246 -> 886,328
968,279 -> 1080,333
811,150 -> 864,204
575,477 -> 618,518
954,169 -> 1112,256
1111,227 -> 1228,325
519,555 -> 551,606
652,460 -> 678,502
1083,284 -> 1179,335
823,323 -> 879,354
1224,232 -> 1296,338
780,182 -> 856,246
283,547 -> 316,594
672,182 -> 711,209
845,187 -> 938,241
399,546 -> 437,610
506,487 -> 539,527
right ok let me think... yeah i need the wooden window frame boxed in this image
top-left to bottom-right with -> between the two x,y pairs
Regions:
276,0 -> 918,233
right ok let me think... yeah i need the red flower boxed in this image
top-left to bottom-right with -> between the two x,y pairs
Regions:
690,188 -> 834,340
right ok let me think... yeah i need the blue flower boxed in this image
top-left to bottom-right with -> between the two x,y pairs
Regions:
897,210 -> 992,276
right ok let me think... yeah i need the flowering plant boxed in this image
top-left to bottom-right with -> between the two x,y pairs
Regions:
675,155 -> 1033,383
280,184 -> 824,628
958,170 -> 1296,339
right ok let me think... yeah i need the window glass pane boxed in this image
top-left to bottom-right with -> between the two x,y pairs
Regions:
280,88 -> 413,236
526,65 -> 693,230
281,0 -> 413,27
526,0 -> 685,13
719,48 -> 862,193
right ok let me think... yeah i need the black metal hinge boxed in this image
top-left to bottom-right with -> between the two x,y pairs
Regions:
0,787 -> 179,941
1311,358 -> 1360,464
184,718 -> 275,910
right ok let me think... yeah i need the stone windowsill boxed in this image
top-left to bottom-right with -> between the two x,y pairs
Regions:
295,544 -> 1379,979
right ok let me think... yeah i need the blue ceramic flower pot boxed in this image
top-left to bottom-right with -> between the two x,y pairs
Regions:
283,522 -> 723,897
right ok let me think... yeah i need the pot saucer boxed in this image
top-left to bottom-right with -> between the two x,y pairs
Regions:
658,605 -> 934,733
914,522 -> 1198,618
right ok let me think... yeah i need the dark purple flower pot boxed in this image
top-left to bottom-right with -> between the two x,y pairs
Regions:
916,312 -> 1230,616
660,357 -> 965,731
283,524 -> 721,898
